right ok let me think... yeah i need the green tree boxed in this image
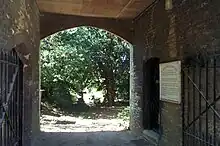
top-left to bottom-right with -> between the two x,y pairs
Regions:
40,26 -> 131,107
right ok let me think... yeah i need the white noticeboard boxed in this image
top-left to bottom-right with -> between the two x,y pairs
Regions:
160,61 -> 181,104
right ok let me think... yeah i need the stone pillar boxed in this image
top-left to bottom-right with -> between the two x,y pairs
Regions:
159,102 -> 182,146
129,44 -> 144,133
0,0 -> 40,145
31,45 -> 41,138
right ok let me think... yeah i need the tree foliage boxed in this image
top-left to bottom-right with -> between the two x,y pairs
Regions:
40,26 -> 131,107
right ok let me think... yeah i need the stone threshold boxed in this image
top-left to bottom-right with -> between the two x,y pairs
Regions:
142,130 -> 160,146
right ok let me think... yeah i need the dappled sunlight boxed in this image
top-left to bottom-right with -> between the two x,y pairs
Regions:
39,26 -> 132,146
40,105 -> 129,133
40,114 -> 129,132
82,88 -> 105,106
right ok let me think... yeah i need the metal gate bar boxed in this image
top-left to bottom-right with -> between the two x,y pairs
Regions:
0,49 -> 23,146
214,57 -> 217,146
206,60 -> 209,145
182,55 -> 220,146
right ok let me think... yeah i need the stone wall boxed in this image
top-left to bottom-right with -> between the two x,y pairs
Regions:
2,0 -> 220,145
129,37 -> 145,133
40,12 -> 133,43
132,0 -> 220,145
0,0 -> 40,145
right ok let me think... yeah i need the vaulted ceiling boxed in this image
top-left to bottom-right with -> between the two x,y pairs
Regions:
37,0 -> 154,18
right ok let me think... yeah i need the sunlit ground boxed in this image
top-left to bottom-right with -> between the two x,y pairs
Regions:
40,114 -> 129,132
40,89 -> 130,132
35,104 -> 151,146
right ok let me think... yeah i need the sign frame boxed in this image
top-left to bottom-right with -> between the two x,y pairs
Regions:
159,60 -> 181,104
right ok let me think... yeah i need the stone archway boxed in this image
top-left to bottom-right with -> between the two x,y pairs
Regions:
40,12 -> 133,43
39,26 -> 135,130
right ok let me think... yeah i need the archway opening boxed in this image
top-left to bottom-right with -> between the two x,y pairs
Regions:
39,26 -> 132,133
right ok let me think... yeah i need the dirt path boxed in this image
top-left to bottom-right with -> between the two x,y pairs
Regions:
40,114 -> 129,132
33,107 -> 151,146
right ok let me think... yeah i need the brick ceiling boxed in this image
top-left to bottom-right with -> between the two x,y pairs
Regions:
37,0 -> 154,18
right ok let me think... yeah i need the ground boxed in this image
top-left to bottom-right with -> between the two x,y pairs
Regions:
33,104 -> 152,146
33,131 -> 151,146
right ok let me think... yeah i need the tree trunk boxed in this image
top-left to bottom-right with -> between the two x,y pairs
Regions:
105,76 -> 116,107
98,61 -> 116,107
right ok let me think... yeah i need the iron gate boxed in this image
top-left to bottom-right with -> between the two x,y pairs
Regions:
182,54 -> 220,146
0,49 -> 23,146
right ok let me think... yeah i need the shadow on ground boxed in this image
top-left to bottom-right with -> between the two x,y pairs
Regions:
40,103 -> 129,132
38,102 -> 143,146
41,101 -> 128,120
33,131 -> 152,146
69,106 -> 126,119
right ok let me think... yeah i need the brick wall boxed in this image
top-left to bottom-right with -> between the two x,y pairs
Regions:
2,0 -> 220,145
40,12 -> 133,43
0,0 -> 40,145
132,0 -> 220,145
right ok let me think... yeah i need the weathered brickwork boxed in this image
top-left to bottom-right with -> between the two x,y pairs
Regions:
0,0 -> 40,145
129,41 -> 145,133
40,12 -> 133,43
3,0 -> 220,145
132,0 -> 220,145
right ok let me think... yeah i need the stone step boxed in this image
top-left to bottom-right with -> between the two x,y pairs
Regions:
142,130 -> 160,146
